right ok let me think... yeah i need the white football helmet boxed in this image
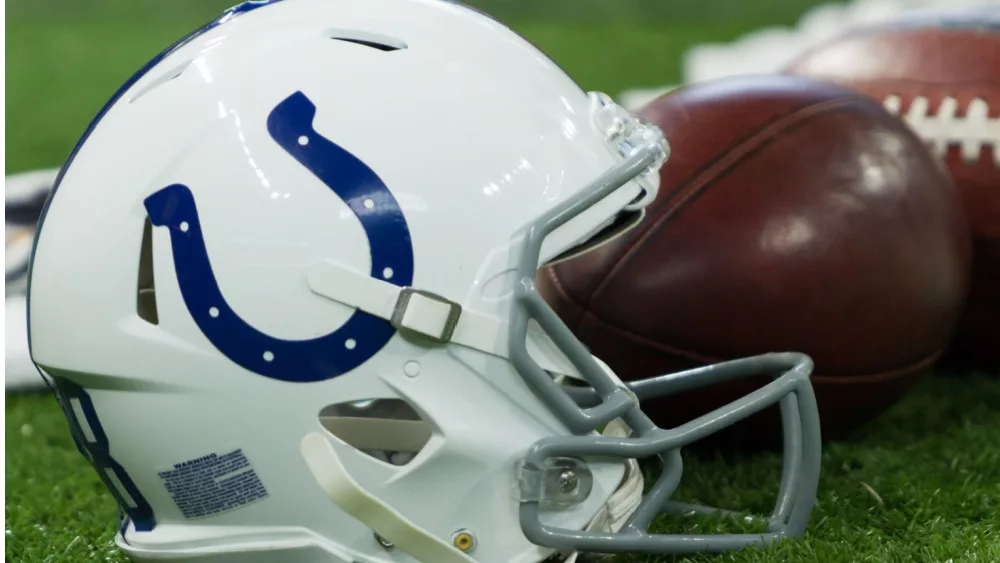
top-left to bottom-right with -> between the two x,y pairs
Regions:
27,1 -> 822,562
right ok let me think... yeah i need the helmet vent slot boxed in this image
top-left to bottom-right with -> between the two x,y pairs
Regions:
319,398 -> 430,466
128,60 -> 192,104
136,216 -> 159,325
325,29 -> 408,52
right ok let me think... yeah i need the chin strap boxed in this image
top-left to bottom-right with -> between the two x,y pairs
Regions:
301,432 -> 478,563
302,419 -> 645,563
555,418 -> 644,563
578,359 -> 645,535
590,419 -> 645,532
561,418 -> 644,563
306,260 -> 579,376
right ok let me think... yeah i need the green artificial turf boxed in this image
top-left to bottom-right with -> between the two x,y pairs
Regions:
6,1 -> 1000,562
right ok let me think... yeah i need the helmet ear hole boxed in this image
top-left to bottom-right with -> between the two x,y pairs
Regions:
318,398 -> 432,466
136,217 -> 159,325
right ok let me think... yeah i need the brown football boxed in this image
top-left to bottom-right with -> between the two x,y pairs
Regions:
538,75 -> 972,445
784,10 -> 1000,372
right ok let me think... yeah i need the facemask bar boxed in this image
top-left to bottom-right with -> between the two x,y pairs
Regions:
509,146 -> 822,555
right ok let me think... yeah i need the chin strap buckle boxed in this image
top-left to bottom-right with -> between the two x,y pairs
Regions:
390,288 -> 463,344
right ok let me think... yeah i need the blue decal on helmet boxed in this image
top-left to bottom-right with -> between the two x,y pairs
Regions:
28,0 -> 285,354
26,0 -> 284,538
144,91 -> 415,383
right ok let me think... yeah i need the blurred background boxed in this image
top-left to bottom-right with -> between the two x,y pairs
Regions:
5,0 -> 841,173
6,1 -> 1000,562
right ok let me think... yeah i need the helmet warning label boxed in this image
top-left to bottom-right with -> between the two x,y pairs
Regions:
158,449 -> 269,519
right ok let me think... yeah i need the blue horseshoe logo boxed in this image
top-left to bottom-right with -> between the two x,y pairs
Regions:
144,91 -> 415,383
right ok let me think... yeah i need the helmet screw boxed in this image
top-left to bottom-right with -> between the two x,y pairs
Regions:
374,533 -> 394,550
451,529 -> 476,552
557,470 -> 579,494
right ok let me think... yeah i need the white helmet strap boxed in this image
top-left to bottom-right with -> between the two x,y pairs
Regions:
306,260 -> 579,376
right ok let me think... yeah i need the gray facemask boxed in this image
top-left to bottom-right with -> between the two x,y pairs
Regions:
509,143 -> 822,557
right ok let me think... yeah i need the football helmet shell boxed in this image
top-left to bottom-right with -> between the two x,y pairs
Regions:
27,1 -> 821,562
